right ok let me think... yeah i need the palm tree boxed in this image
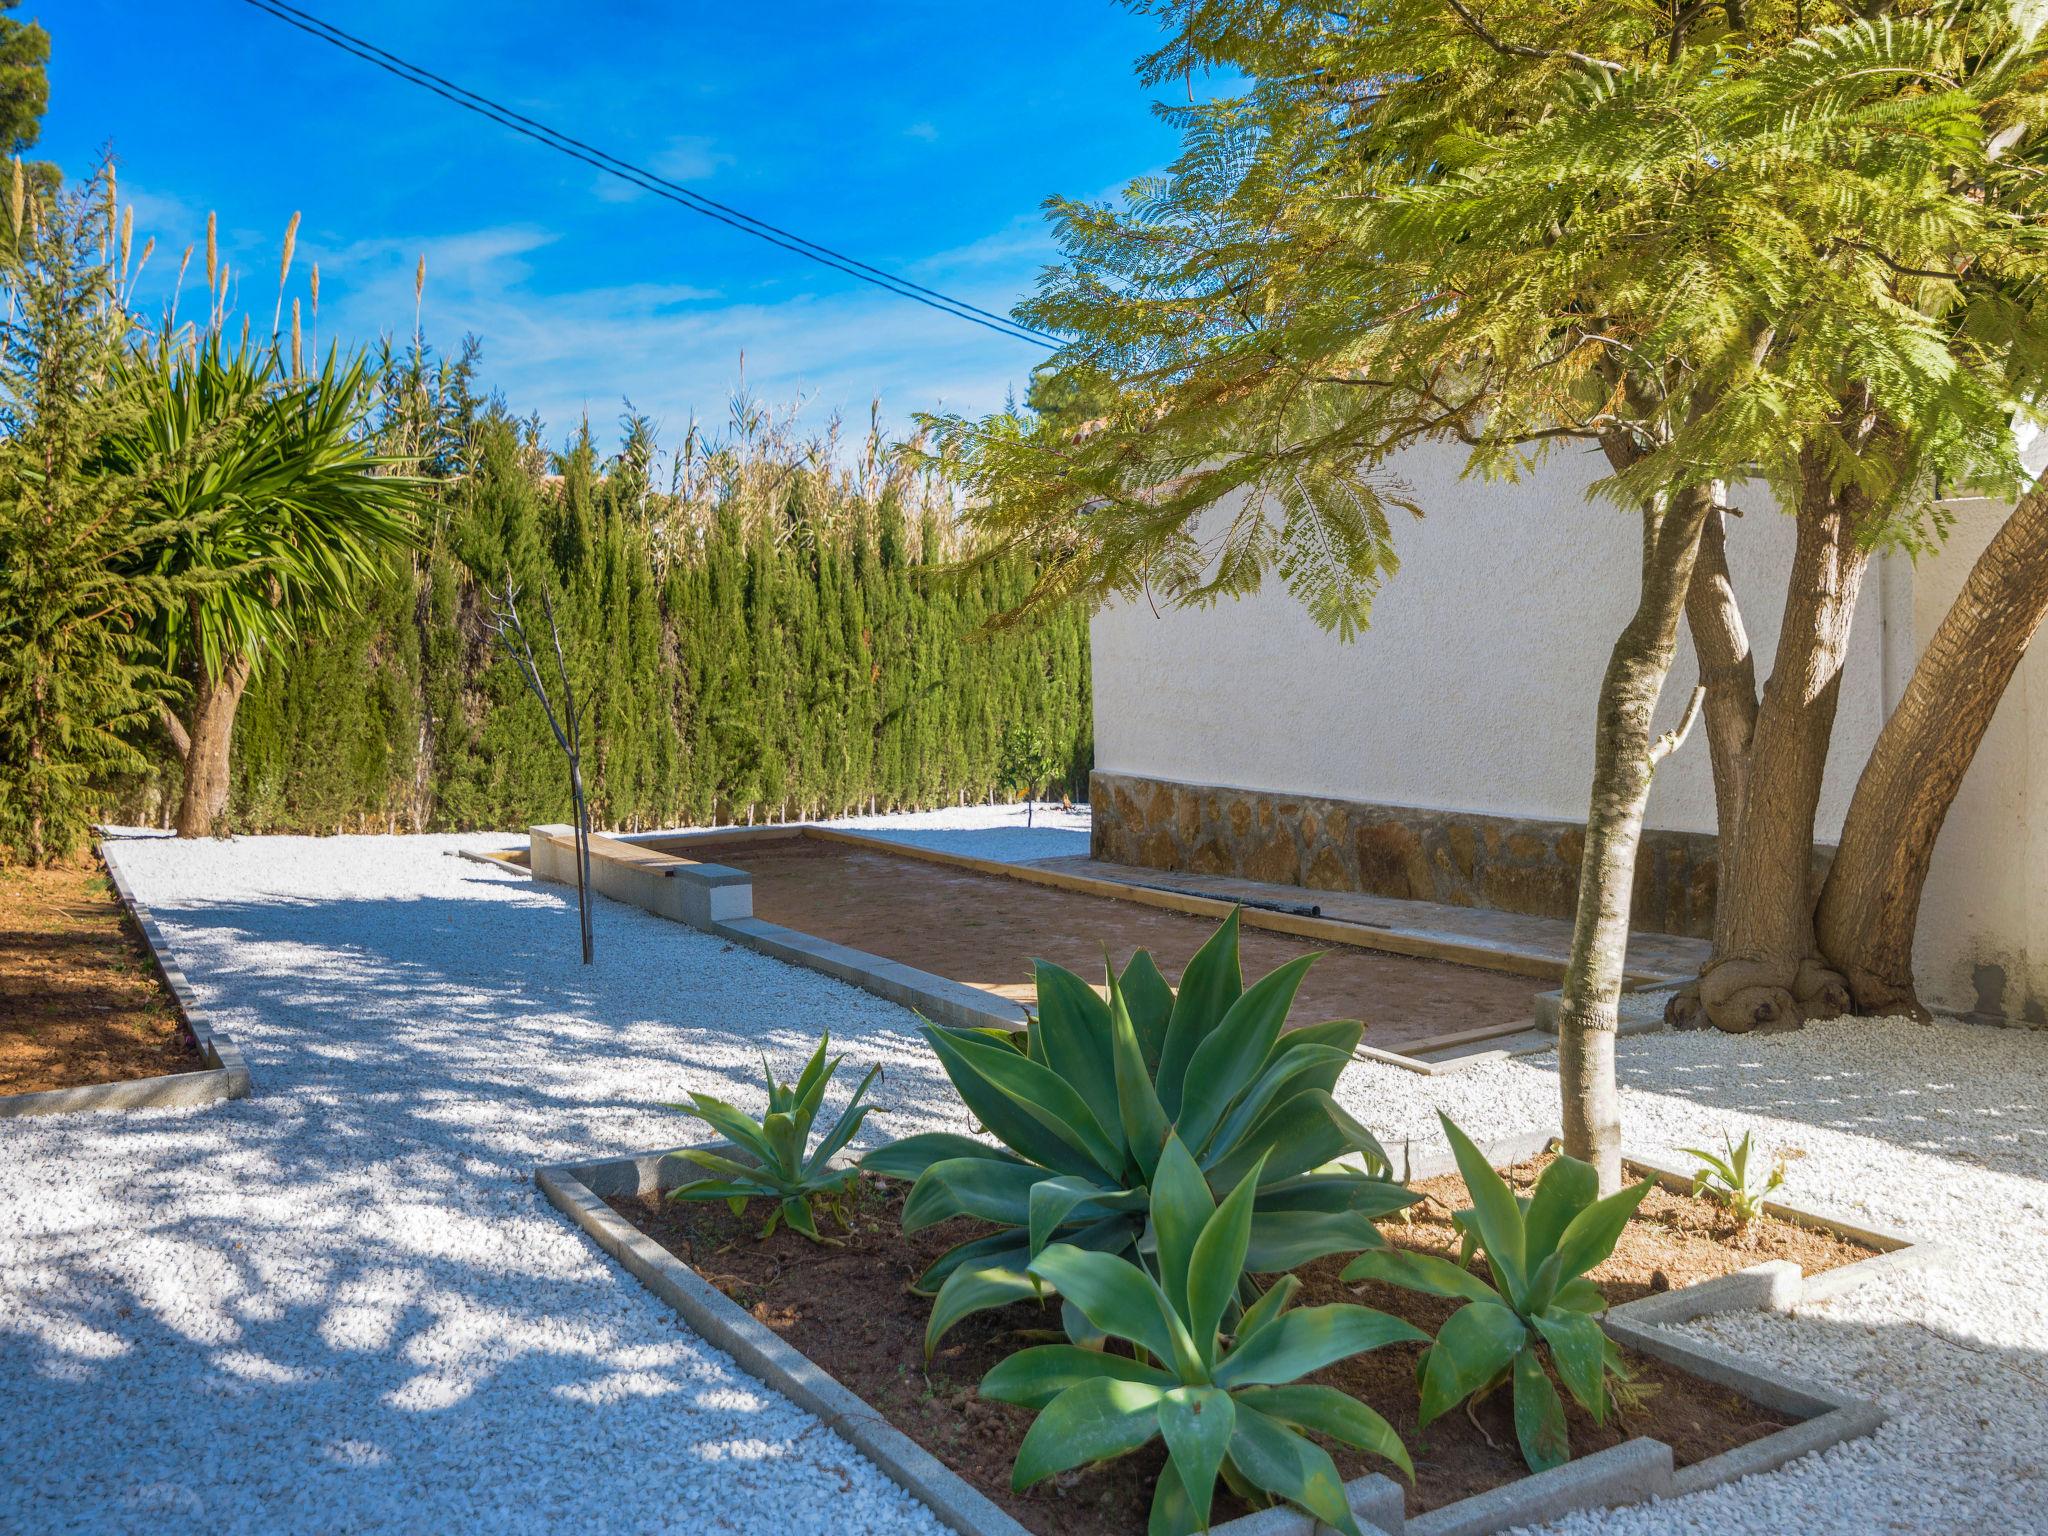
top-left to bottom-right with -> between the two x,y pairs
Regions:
104,335 -> 423,837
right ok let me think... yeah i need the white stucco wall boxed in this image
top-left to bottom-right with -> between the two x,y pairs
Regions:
1090,439 -> 2046,1020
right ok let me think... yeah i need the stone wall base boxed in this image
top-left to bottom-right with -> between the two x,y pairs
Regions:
1089,770 -> 1828,939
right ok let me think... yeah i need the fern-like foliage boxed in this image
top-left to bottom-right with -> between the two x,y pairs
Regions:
917,0 -> 2048,632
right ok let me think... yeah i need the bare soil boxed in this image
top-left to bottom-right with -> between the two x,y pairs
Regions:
609,1168 -> 1825,1536
647,834 -> 1540,1054
0,853 -> 200,1096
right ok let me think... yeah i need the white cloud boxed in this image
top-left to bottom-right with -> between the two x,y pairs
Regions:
904,121 -> 939,142
648,135 -> 730,182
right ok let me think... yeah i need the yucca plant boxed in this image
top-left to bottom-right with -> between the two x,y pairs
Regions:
860,912 -> 1416,1353
1342,1117 -> 1652,1472
984,1133 -> 1420,1535
1681,1131 -> 1785,1229
664,1035 -> 880,1243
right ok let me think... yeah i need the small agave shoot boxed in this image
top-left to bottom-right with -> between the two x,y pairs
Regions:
664,1035 -> 880,1242
1343,1118 -> 1652,1472
1681,1130 -> 1785,1230
984,1134 -> 1422,1536
859,912 -> 1416,1354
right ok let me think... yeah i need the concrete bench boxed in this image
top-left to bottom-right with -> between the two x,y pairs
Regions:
528,826 -> 753,928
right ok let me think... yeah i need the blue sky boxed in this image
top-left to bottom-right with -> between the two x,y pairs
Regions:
40,0 -> 1190,454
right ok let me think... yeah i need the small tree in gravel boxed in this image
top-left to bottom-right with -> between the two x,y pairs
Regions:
489,573 -> 593,964
996,722 -> 1062,827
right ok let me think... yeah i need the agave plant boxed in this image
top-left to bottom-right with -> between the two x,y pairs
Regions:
1342,1117 -> 1652,1471
1681,1130 -> 1785,1228
664,1034 -> 880,1242
984,1134 -> 1421,1536
860,911 -> 1416,1353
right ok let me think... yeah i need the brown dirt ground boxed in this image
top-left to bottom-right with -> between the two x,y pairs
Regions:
609,1166 -> 1834,1536
0,854 -> 200,1096
646,835 -> 1540,1054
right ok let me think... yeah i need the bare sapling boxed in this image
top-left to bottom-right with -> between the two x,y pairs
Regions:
489,573 -> 594,964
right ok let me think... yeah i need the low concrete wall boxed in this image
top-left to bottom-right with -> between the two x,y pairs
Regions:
528,825 -> 752,928
1091,770 -> 1832,940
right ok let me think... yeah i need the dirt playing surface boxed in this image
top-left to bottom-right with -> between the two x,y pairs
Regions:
647,834 -> 1540,1053
610,1173 -> 1799,1536
0,854 -> 199,1096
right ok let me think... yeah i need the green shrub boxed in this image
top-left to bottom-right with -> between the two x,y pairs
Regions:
1342,1117 -> 1651,1472
1680,1130 -> 1785,1228
860,912 -> 1416,1354
983,1133 -> 1420,1536
664,1035 -> 879,1242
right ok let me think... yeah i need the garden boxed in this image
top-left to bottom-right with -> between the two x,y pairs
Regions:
6,1 -> 2048,1534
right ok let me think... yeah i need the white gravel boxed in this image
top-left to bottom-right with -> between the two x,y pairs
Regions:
3,819 -> 2041,1536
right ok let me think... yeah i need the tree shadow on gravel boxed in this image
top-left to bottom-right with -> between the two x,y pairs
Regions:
1610,1022 -> 2048,1182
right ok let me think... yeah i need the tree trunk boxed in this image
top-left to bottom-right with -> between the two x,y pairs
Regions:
1816,486 -> 2048,1017
173,656 -> 253,839
1560,479 -> 1715,1193
1698,469 -> 1867,1031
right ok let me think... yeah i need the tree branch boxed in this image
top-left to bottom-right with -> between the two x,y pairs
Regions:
1649,684 -> 1706,766
1440,0 -> 1624,73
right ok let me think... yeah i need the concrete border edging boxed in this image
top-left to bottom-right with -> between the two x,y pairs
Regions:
538,1130 -> 1893,1536
0,840 -> 254,1121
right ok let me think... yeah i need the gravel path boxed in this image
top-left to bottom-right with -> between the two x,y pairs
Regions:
3,823 -> 2040,1535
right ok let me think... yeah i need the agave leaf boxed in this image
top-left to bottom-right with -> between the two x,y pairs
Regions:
1108,963 -> 1171,1181
1265,1018 -> 1366,1098
1254,1172 -> 1418,1219
923,1024 -> 1116,1178
1440,1116 -> 1528,1309
1234,1384 -> 1412,1480
1188,1148 -> 1265,1357
1027,1174 -> 1143,1255
1202,1043 -> 1353,1163
1029,1244 -> 1182,1369
667,1147 -> 771,1186
760,1110 -> 802,1177
1159,1386 -> 1235,1529
1523,1153 -> 1598,1264
858,1131 -> 1023,1183
926,1262 -> 1042,1360
1225,1404 -> 1362,1536
1418,1301 -> 1525,1426
1243,1208 -> 1386,1273
1207,1089 -> 1382,1191
1512,1344 -> 1571,1472
1551,1179 -> 1654,1283
1032,960 -> 1124,1153
912,1229 -> 1031,1295
980,1343 -> 1176,1410
1011,1377 -> 1167,1491
1340,1247 -> 1503,1303
1147,1457 -> 1201,1536
1232,1273 -> 1301,1344
1156,909 -> 1243,1117
1149,1134 -> 1215,1325
667,1094 -> 775,1166
788,1036 -> 837,1141
779,1195 -> 823,1242
1215,1303 -> 1426,1389
1118,948 -> 1175,1070
667,1177 -> 773,1202
903,1156 -> 1048,1231
1176,954 -> 1317,1153
1551,1276 -> 1607,1314
804,1063 -> 880,1174
1532,1308 -> 1610,1419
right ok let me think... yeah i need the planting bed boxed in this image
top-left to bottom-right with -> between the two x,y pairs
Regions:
601,1168 -> 1846,1535
0,855 -> 201,1096
638,832 -> 1539,1055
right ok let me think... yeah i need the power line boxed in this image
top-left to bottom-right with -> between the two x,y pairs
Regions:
234,0 -> 1063,350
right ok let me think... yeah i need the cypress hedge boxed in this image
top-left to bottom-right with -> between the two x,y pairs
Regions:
129,361 -> 1093,835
